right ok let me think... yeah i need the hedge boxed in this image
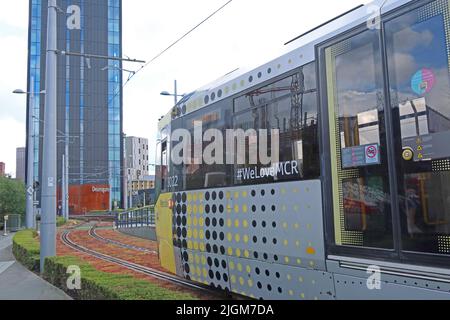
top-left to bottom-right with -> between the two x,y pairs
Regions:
12,230 -> 196,300
12,229 -> 40,272
44,256 -> 196,300
56,217 -> 67,227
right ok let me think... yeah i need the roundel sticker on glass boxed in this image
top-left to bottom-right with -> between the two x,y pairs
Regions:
411,68 -> 435,95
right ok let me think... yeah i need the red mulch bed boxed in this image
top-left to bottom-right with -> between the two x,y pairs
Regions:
57,226 -> 215,299
96,229 -> 158,252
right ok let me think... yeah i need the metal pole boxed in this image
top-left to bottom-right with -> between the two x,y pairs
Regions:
109,164 -> 112,212
40,0 -> 57,273
61,154 -> 65,219
33,189 -> 37,229
64,142 -> 69,220
26,78 -> 35,229
129,176 -> 132,209
123,175 -> 128,210
143,190 -> 146,207
174,80 -> 178,105
123,142 -> 128,210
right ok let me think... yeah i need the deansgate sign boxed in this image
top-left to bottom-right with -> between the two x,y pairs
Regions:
92,187 -> 110,194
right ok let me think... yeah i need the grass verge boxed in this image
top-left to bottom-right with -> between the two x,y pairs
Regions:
44,256 -> 196,300
12,230 -> 196,300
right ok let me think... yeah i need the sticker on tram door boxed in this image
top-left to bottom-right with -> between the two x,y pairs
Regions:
342,143 -> 381,168
365,144 -> 380,164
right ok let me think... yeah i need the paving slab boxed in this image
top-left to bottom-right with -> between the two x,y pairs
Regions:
0,233 -> 72,300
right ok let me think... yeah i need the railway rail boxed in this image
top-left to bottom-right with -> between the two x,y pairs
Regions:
89,227 -> 157,254
60,226 -> 226,297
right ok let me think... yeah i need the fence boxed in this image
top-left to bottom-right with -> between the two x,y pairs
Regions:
1,214 -> 23,232
115,206 -> 155,229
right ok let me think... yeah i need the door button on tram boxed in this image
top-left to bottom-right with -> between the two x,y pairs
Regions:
402,148 -> 414,161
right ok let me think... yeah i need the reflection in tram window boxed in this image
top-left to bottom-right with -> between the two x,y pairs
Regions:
402,172 -> 450,250
399,98 -> 429,139
325,27 -> 394,249
343,177 -> 386,233
182,102 -> 233,191
386,0 -> 450,256
233,62 -> 320,186
340,109 -> 380,149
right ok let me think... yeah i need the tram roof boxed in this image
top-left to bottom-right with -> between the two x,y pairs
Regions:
158,0 -> 412,130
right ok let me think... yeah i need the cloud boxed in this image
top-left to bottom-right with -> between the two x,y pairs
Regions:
0,117 -> 26,177
390,25 -> 434,53
0,0 -> 372,175
0,19 -> 28,176
121,0 -> 371,165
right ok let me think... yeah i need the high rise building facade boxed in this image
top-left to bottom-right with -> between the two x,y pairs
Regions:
16,148 -> 26,182
125,136 -> 149,181
27,0 -> 123,214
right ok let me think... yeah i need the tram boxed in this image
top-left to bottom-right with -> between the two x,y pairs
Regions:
155,0 -> 450,299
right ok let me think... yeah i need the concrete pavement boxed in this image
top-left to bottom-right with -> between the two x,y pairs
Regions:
0,233 -> 71,300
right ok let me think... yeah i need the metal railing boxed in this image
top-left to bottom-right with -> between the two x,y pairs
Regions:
115,206 -> 155,229
1,214 -> 23,233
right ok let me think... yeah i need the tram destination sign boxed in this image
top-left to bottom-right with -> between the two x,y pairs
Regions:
342,143 -> 381,169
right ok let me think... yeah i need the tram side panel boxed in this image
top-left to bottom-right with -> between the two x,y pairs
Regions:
155,193 -> 177,274
160,180 -> 336,300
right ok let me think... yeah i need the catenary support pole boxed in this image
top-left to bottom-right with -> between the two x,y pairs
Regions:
64,141 -> 69,220
40,0 -> 58,273
61,154 -> 65,219
26,77 -> 35,229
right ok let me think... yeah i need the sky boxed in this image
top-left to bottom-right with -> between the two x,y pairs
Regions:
0,0 -> 371,177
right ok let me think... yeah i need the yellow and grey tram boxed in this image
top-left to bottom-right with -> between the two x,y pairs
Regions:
155,0 -> 450,299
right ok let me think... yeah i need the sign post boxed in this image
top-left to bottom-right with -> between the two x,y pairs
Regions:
3,216 -> 8,236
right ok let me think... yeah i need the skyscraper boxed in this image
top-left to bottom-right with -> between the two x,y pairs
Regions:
16,147 -> 26,182
27,0 -> 123,214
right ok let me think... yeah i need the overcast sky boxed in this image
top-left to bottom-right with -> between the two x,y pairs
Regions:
0,0 -> 370,177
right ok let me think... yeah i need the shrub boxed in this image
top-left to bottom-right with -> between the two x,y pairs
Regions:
44,256 -> 196,300
13,230 -> 196,300
12,230 -> 40,272
56,217 -> 67,227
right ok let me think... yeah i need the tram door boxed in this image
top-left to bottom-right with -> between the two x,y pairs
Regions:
323,0 -> 450,263
385,0 -> 450,258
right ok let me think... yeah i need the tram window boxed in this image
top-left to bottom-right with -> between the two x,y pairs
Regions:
386,0 -> 450,256
325,28 -> 394,249
233,62 -> 320,186
161,140 -> 168,191
171,101 -> 233,191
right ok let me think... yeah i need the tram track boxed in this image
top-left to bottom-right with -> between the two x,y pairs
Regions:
60,226 -> 223,297
88,227 -> 157,254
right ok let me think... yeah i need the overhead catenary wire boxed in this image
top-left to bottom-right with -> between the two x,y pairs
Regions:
111,0 -> 234,102
86,0 -> 233,141
62,0 -> 234,178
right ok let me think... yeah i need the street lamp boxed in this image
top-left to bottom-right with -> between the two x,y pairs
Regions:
13,87 -> 46,229
160,80 -> 185,105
